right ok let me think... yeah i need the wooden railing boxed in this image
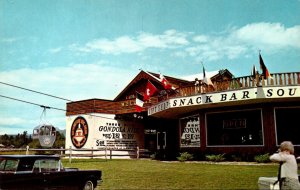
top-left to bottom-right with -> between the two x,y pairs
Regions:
233,72 -> 300,88
176,72 -> 300,97
0,146 -> 151,162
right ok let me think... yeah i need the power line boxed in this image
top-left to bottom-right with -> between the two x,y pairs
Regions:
0,94 -> 65,112
0,94 -> 116,120
0,81 -> 72,102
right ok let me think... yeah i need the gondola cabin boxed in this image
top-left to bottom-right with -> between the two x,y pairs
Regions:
33,124 -> 56,147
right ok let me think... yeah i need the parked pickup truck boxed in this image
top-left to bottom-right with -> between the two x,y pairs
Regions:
0,155 -> 102,190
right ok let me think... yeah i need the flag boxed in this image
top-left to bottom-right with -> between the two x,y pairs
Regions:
202,66 -> 213,86
141,70 -> 176,90
135,92 -> 144,112
159,74 -> 176,90
159,74 -> 171,89
251,64 -> 257,79
143,81 -> 157,101
259,53 -> 272,79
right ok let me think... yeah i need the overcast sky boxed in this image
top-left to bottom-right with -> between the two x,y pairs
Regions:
0,0 -> 300,134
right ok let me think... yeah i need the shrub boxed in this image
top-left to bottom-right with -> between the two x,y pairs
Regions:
150,152 -> 159,160
177,152 -> 194,162
205,154 -> 226,162
231,154 -> 242,162
254,153 -> 270,163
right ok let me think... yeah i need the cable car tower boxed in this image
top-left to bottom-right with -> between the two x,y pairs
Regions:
32,106 -> 56,147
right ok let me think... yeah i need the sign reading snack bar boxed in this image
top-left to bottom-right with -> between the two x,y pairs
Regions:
66,114 -> 144,150
149,86 -> 300,115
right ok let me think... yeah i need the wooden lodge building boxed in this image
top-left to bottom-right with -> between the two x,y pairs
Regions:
66,70 -> 300,160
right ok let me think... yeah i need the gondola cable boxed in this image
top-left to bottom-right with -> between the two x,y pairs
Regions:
0,94 -> 65,111
0,81 -> 118,114
0,94 -> 116,120
0,81 -> 72,102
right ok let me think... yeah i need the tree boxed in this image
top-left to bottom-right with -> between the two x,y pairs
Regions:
0,131 -> 33,148
0,134 -> 9,146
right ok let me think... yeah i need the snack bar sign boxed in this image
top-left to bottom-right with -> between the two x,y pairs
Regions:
148,86 -> 299,115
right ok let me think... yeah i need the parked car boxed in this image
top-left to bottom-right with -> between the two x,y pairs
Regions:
0,155 -> 102,190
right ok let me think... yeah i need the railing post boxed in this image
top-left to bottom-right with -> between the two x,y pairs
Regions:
137,146 -> 139,159
261,76 -> 265,86
105,145 -> 107,160
69,146 -> 72,163
288,73 -> 292,85
292,73 -> 296,85
110,149 -> 112,160
26,145 -> 29,155
91,147 -> 94,159
270,75 -> 274,85
279,74 -> 283,85
60,147 -> 63,156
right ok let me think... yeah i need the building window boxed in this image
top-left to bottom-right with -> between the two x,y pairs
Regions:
275,107 -> 300,145
180,115 -> 200,148
206,109 -> 263,146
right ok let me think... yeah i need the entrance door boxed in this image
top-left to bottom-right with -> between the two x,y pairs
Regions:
144,129 -> 157,152
156,131 -> 167,159
157,131 -> 166,150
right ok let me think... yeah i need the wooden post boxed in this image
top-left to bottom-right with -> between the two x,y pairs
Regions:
136,146 -> 140,159
91,147 -> 94,159
270,75 -> 274,85
261,76 -> 265,86
26,146 -> 29,155
279,74 -> 283,85
60,147 -> 63,156
244,77 -> 248,88
288,73 -> 292,85
110,149 -> 112,160
69,146 -> 72,163
105,145 -> 107,160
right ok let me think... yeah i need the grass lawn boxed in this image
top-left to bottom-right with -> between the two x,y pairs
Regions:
62,159 -> 279,189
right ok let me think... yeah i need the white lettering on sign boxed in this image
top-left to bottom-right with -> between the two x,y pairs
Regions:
148,86 -> 300,115
148,101 -> 170,115
180,117 -> 200,148
95,139 -> 137,149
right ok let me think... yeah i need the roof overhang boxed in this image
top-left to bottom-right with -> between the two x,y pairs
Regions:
148,85 -> 300,119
